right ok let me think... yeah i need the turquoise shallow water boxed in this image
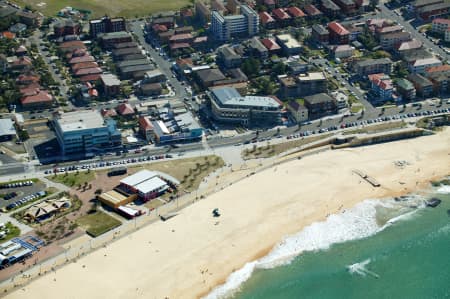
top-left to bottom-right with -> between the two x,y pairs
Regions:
229,189 -> 450,299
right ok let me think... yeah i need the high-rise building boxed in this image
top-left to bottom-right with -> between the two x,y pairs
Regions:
210,4 -> 259,41
89,15 -> 126,38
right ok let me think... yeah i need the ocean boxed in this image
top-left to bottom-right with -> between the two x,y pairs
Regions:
205,185 -> 450,299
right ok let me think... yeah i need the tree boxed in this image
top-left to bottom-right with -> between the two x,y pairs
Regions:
272,62 -> 287,77
241,57 -> 261,78
94,188 -> 103,195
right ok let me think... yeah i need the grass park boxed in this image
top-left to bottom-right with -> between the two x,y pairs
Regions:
76,211 -> 122,237
49,170 -> 95,188
14,0 -> 191,18
242,134 -> 332,160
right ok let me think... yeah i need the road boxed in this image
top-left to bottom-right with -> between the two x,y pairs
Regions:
378,4 -> 450,61
310,58 -> 376,113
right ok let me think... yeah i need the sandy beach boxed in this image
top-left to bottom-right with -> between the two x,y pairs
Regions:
5,128 -> 450,299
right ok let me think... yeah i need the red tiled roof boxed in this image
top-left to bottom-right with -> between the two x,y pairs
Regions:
169,33 -> 193,42
368,73 -> 393,90
88,88 -> 98,97
328,22 -> 350,36
261,38 -> 281,51
170,42 -> 190,50
101,108 -> 117,117
59,40 -> 86,49
69,55 -> 95,64
19,84 -> 41,96
74,67 -> 102,76
116,103 -> 135,115
304,4 -> 322,16
432,18 -> 450,25
139,116 -> 153,131
425,64 -> 450,73
11,56 -> 32,67
269,95 -> 283,106
16,74 -> 40,84
71,62 -> 99,71
79,74 -> 101,82
287,6 -> 306,18
21,90 -> 53,105
259,12 -> 275,24
152,24 -> 168,32
2,31 -> 15,39
273,8 -> 291,20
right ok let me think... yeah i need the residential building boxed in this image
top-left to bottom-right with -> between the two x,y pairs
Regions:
89,16 -> 126,38
368,73 -> 394,103
273,8 -> 291,26
151,16 -> 175,29
217,45 -> 242,68
380,31 -> 411,50
321,0 -> 341,18
445,28 -> 450,42
138,116 -> 154,141
417,2 -> 450,21
139,83 -> 162,96
412,0 -> 444,10
246,37 -> 268,59
425,64 -> 450,75
208,86 -> 282,126
279,72 -> 327,98
330,90 -> 348,109
16,10 -> 41,26
210,4 -> 259,41
100,31 -> 133,49
53,19 -> 81,37
275,34 -> 302,56
286,59 -> 309,75
428,72 -> 449,94
20,90 -> 53,109
303,93 -> 337,119
9,23 -> 26,34
54,110 -> 122,156
333,0 -> 357,14
259,11 -> 276,29
287,6 -> 306,19
195,68 -> 227,88
353,58 -> 393,76
287,101 -> 309,123
408,57 -> 442,74
261,38 -> 281,54
100,74 -> 121,97
304,4 -> 323,18
142,69 -> 166,83
431,18 -> 450,33
407,73 -> 433,97
375,25 -> 403,37
328,22 -> 350,44
395,78 -> 416,100
332,44 -> 355,59
396,39 -> 422,53
312,24 -> 329,44
195,1 -> 211,25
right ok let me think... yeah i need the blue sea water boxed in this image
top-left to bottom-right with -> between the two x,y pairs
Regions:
205,186 -> 450,299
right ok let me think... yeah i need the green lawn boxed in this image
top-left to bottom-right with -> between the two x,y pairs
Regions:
14,0 -> 191,18
48,171 -> 95,188
0,222 -> 21,244
76,211 -> 121,237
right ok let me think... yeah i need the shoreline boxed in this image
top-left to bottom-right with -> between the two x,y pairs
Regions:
3,128 -> 450,299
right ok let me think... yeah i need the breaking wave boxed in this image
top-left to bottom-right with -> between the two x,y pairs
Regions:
203,197 -> 427,299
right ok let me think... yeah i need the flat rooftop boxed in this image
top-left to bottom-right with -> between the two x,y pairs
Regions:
56,110 -> 106,132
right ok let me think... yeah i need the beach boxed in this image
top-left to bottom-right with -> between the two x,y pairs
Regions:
5,128 -> 450,299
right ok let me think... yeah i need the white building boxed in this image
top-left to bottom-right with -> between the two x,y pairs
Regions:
211,4 -> 259,41
408,57 -> 442,74
431,18 -> 450,33
333,44 -> 355,59
54,110 -> 122,156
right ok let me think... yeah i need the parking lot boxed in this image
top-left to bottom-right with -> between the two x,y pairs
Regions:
0,180 -> 47,210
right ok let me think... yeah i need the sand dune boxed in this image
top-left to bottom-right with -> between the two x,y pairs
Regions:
5,128 -> 450,299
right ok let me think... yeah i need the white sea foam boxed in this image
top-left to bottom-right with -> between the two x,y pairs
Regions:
347,259 -> 379,278
203,198 -> 425,299
436,185 -> 450,194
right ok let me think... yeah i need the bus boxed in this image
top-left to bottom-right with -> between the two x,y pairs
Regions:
107,167 -> 127,177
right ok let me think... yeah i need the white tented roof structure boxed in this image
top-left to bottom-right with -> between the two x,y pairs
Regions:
120,170 -> 158,187
135,177 -> 168,194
